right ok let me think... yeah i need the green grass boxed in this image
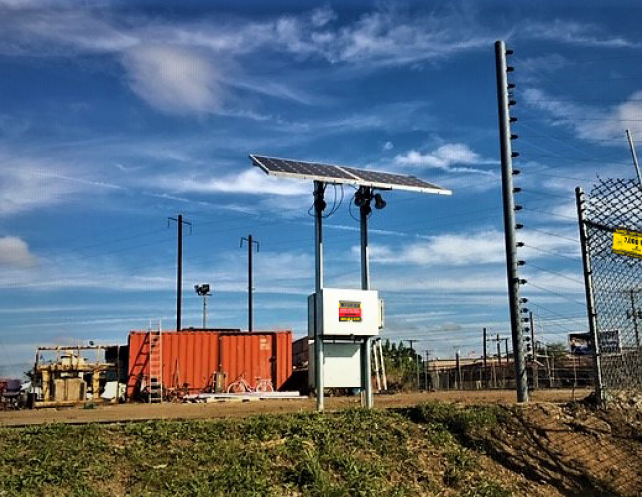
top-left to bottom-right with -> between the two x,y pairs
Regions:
0,403 -> 514,497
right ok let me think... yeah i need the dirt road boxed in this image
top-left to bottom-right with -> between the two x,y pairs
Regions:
0,389 -> 589,427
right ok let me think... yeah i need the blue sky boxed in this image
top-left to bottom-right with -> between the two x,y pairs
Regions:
1,0 -> 642,376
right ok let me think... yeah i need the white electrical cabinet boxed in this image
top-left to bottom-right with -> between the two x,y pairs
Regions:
308,341 -> 362,388
308,288 -> 382,338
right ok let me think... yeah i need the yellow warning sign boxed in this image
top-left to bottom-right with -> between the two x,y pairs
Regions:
613,229 -> 642,258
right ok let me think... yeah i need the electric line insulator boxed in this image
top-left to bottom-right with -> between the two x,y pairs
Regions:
511,134 -> 518,140
506,66 -> 515,72
519,278 -> 527,285
508,83 -> 516,89
515,223 -> 523,229
516,242 -> 525,247
513,169 -> 520,175
510,117 -> 517,123
511,151 -> 520,158
521,308 -> 529,313
514,204 -> 523,210
517,260 -> 526,266
509,100 -> 517,106
513,187 -> 521,193
520,297 -> 528,304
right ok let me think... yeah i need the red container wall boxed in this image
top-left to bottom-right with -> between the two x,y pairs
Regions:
127,330 -> 292,399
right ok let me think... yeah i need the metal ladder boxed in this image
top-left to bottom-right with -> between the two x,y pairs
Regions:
148,328 -> 163,403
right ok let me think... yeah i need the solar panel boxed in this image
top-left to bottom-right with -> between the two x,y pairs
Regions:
249,155 -> 452,195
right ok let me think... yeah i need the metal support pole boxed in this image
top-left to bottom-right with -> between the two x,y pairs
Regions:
483,327 -> 488,388
379,340 -> 388,391
575,187 -> 604,403
314,181 -> 325,412
626,129 -> 642,188
495,40 -> 529,402
497,334 -> 502,367
416,351 -> 421,390
360,196 -> 373,408
628,290 -> 640,347
202,295 -> 207,329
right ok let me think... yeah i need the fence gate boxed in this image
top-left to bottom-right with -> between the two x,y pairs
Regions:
579,178 -> 642,400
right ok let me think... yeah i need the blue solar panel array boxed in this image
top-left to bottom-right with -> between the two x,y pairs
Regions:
250,155 -> 451,194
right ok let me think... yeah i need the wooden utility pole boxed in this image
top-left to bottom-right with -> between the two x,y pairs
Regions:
168,214 -> 192,331
240,235 -> 260,332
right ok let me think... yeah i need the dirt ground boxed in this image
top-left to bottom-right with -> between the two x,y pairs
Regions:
0,388 -> 589,426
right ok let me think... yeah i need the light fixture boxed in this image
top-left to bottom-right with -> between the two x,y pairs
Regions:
373,193 -> 386,210
195,284 -> 211,296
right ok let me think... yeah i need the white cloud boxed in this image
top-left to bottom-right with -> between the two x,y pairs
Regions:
152,168 -> 308,196
382,141 -> 394,151
121,45 -> 224,115
0,158 -> 87,216
0,236 -> 37,268
364,230 -> 506,266
520,20 -> 640,49
524,88 -> 642,142
394,143 -> 497,174
360,228 -> 578,267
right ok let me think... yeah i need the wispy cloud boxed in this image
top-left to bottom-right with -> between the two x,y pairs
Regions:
357,228 -> 577,267
0,4 -> 496,115
520,20 -> 641,49
394,143 -> 497,174
151,168 -> 308,196
121,45 -> 225,115
524,88 -> 642,142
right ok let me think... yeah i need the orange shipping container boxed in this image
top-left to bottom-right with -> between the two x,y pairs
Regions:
127,330 -> 292,399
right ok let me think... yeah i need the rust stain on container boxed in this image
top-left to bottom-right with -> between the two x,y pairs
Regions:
126,330 -> 292,399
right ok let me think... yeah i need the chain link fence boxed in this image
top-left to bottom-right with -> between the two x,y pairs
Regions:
583,178 -> 642,398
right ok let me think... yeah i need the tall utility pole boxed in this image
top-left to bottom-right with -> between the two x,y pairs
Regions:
424,350 -> 431,390
495,40 -> 529,402
483,327 -> 488,388
168,214 -> 192,332
240,235 -> 260,332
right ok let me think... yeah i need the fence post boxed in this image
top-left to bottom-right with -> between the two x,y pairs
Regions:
575,187 -> 605,403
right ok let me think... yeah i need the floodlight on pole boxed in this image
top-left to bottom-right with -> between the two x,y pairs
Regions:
194,283 -> 211,329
